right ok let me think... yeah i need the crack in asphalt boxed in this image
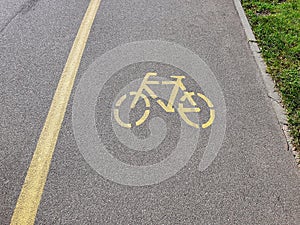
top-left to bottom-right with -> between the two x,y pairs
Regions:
267,93 -> 282,105
0,0 -> 40,34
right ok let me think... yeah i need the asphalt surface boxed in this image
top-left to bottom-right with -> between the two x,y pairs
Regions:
1,0 -> 300,224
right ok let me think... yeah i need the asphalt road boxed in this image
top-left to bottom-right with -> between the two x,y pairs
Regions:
1,0 -> 299,224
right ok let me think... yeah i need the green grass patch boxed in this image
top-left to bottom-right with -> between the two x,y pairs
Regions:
242,0 -> 300,150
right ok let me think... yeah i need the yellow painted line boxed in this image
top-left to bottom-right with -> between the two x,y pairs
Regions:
136,109 -> 150,126
114,109 -> 132,128
116,94 -> 127,107
197,93 -> 214,108
10,1 -> 102,224
202,109 -> 215,129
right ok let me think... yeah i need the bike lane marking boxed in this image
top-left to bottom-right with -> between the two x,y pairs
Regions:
112,73 -> 215,129
10,0 -> 102,224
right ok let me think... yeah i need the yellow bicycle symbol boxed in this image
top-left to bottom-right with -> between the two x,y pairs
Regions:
114,72 -> 215,129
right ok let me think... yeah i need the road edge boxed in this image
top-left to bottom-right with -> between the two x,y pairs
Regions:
232,0 -> 300,167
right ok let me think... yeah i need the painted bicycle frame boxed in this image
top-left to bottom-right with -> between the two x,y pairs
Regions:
114,72 -> 215,128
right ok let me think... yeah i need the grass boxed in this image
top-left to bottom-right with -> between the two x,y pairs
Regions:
242,0 -> 300,151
